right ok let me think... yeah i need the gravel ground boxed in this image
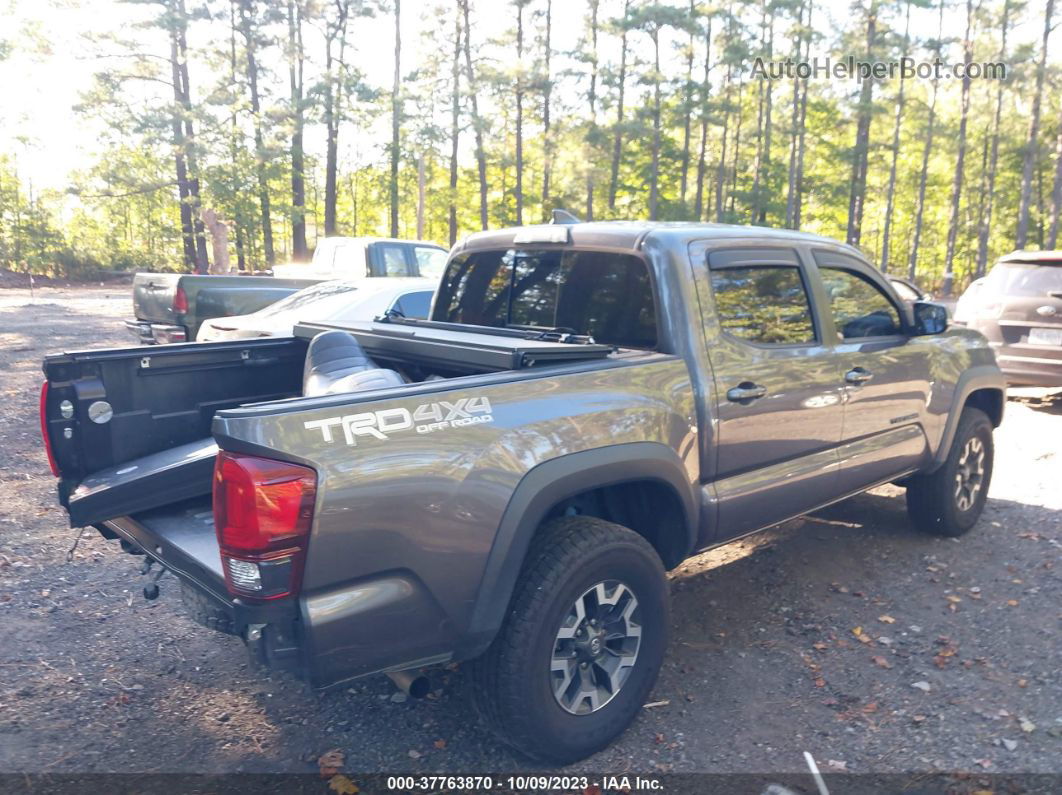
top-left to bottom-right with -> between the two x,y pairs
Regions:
1,287 -> 1060,781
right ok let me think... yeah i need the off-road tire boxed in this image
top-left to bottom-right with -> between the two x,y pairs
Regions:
180,582 -> 235,635
906,407 -> 994,537
469,516 -> 669,764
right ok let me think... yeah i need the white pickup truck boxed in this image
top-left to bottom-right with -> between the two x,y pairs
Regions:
126,237 -> 448,344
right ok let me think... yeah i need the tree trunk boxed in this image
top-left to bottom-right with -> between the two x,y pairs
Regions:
680,0 -> 695,206
608,0 -> 631,211
514,1 -> 526,225
942,0 -> 974,296
389,0 -> 401,237
728,82 -> 744,218
541,0 -> 552,220
459,0 -> 489,230
750,2 -> 769,224
908,0 -> 944,280
760,14 -> 773,225
448,10 -> 461,246
586,0 -> 599,220
693,13 -> 713,220
174,0 -> 209,272
169,28 -> 196,271
288,0 -> 308,261
715,63 -> 731,222
239,0 -> 274,266
323,1 -> 350,237
649,30 -> 661,220
417,155 -> 426,240
1016,0 -> 1054,249
1048,110 -> 1062,248
845,1 -> 877,246
784,0 -> 804,228
792,0 -> 811,229
228,1 -> 246,271
879,0 -> 909,272
977,0 -> 1011,277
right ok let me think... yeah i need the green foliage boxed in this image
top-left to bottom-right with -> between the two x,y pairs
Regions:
1,0 -> 1060,292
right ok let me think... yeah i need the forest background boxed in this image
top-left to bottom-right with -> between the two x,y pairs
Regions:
1,0 -> 1060,295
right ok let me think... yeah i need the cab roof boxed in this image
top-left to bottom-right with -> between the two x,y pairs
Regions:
456,221 -> 855,255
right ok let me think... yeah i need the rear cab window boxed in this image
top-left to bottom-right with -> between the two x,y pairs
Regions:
432,248 -> 658,349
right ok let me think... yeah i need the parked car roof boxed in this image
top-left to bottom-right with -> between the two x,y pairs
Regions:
998,250 -> 1062,265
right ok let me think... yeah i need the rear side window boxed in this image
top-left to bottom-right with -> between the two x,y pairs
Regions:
370,243 -> 411,277
433,249 -> 657,348
392,290 -> 433,319
413,246 -> 448,279
709,266 -> 816,345
820,267 -> 902,339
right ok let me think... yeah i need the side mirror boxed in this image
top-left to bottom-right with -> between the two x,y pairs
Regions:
912,301 -> 948,335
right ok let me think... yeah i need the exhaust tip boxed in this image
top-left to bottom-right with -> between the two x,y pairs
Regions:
386,670 -> 431,699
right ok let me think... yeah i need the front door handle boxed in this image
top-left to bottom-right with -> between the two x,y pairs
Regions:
727,382 -> 768,402
845,367 -> 874,385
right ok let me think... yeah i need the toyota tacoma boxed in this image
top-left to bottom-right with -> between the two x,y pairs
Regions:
41,221 -> 1004,763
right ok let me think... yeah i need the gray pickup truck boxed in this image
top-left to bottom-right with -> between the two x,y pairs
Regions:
41,222 -> 1004,763
126,237 -> 448,344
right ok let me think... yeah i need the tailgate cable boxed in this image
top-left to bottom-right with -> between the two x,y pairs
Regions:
65,527 -> 87,563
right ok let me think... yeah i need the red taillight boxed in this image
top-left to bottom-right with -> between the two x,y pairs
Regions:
173,285 -> 189,314
212,452 -> 316,600
39,381 -> 60,477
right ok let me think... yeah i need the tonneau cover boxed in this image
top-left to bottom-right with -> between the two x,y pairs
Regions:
293,320 -> 614,373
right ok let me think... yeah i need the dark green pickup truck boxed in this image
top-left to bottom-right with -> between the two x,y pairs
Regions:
125,237 -> 448,343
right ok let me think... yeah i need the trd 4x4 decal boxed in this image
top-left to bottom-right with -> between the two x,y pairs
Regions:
304,397 -> 493,445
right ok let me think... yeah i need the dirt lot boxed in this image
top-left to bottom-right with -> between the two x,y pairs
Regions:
1,287 -> 1060,781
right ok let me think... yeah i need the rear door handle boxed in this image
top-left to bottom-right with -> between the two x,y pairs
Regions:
726,382 -> 768,402
845,367 -> 874,385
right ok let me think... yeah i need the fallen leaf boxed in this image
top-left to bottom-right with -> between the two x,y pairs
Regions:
912,714 -> 927,723
878,615 -> 896,624
852,627 -> 873,645
976,759 -> 993,769
911,681 -> 931,692
328,774 -> 360,795
812,642 -> 828,650
1018,678 -> 1028,688
643,699 -> 670,709
654,733 -> 665,744
945,595 -> 962,603
826,760 -> 847,771
318,749 -> 344,777
1020,719 -> 1036,733
871,655 -> 893,669
862,702 -> 879,713
814,677 -> 826,688
1006,600 -> 1019,607
433,739 -> 447,750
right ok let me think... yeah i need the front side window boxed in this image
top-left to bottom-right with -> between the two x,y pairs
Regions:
820,267 -> 902,339
370,244 -> 410,277
709,265 -> 816,345
433,248 -> 657,348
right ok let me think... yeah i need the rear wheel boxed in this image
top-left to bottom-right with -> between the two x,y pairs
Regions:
469,516 -> 669,764
906,407 -> 994,537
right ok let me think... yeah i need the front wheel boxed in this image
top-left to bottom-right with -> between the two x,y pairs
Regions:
469,516 -> 669,764
906,407 -> 994,537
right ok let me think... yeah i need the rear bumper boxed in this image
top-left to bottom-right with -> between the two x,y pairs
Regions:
96,512 -> 454,688
124,319 -> 188,345
991,343 -> 1062,387
99,514 -> 302,673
